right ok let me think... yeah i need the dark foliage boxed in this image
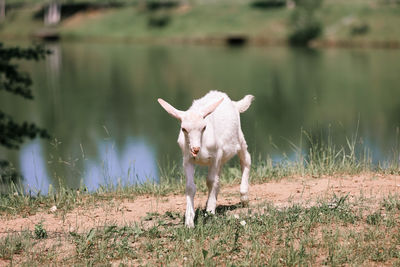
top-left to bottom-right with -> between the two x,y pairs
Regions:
0,160 -> 20,184
0,43 -> 48,99
148,13 -> 171,28
289,19 -> 322,45
225,35 -> 248,47
145,0 -> 177,28
250,0 -> 286,9
0,111 -> 49,150
288,0 -> 323,46
351,22 -> 370,36
0,43 -> 50,149
0,43 -> 50,183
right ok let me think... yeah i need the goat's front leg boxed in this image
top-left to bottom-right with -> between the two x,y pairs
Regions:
206,152 -> 222,214
184,161 -> 196,228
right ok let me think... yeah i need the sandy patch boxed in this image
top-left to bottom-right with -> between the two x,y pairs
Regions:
1,174 -> 399,237
62,9 -> 110,28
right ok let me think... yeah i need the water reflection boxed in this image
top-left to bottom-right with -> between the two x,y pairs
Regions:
85,138 -> 158,191
19,137 -> 158,193
20,140 -> 50,195
1,42 -> 400,194
45,44 -> 62,112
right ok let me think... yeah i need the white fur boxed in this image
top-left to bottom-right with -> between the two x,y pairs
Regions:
158,90 -> 254,228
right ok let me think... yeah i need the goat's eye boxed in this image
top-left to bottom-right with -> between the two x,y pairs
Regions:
182,128 -> 188,133
202,126 -> 207,132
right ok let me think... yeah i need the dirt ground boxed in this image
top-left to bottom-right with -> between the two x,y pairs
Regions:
1,173 -> 400,237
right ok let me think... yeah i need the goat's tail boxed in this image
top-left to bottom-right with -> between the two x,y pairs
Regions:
234,94 -> 255,113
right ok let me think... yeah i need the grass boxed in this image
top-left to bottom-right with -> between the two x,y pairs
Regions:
1,195 -> 400,265
0,129 -> 399,264
0,128 -> 398,218
1,0 -> 400,45
57,1 -> 289,41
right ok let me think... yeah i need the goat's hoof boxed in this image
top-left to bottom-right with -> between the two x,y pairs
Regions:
185,223 -> 194,228
240,200 -> 249,208
185,222 -> 195,228
240,194 -> 249,207
241,200 -> 249,208
205,209 -> 215,216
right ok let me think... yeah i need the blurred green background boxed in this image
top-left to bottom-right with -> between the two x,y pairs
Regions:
1,0 -> 400,193
1,0 -> 400,46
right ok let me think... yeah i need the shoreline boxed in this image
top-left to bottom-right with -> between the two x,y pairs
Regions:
3,33 -> 400,50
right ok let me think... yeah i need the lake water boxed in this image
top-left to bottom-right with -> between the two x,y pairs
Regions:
1,42 -> 400,194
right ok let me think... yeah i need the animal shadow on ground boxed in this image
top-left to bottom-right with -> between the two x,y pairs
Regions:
192,203 -> 242,226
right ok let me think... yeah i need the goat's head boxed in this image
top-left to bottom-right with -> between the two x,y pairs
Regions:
157,97 -> 223,157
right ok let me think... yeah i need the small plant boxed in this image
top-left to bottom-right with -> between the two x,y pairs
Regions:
350,22 -> 370,36
366,212 -> 383,225
288,0 -> 323,46
382,195 -> 400,211
0,231 -> 32,260
148,12 -> 171,28
34,222 -> 48,239
0,160 -> 20,188
70,225 -> 140,263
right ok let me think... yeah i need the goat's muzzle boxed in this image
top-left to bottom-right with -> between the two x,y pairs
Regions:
191,147 -> 200,157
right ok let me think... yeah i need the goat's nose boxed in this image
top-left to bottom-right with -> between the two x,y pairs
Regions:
192,147 -> 200,154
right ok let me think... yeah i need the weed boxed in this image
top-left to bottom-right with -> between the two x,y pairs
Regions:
34,222 -> 47,239
70,225 -> 139,263
366,211 -> 383,225
0,231 -> 32,260
382,194 -> 400,211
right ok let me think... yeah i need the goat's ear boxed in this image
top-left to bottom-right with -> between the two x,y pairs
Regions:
158,98 -> 183,120
201,97 -> 224,118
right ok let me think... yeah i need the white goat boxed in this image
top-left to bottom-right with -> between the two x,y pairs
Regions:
158,91 -> 254,227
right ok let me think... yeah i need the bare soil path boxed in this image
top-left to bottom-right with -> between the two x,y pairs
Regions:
1,173 -> 400,237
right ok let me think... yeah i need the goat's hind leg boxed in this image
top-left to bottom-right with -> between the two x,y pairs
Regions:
238,139 -> 251,206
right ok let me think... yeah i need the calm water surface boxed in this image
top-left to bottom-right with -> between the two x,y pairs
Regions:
1,42 -> 400,193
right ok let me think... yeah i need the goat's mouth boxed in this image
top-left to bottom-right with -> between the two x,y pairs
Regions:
190,149 -> 200,157
190,147 -> 200,157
